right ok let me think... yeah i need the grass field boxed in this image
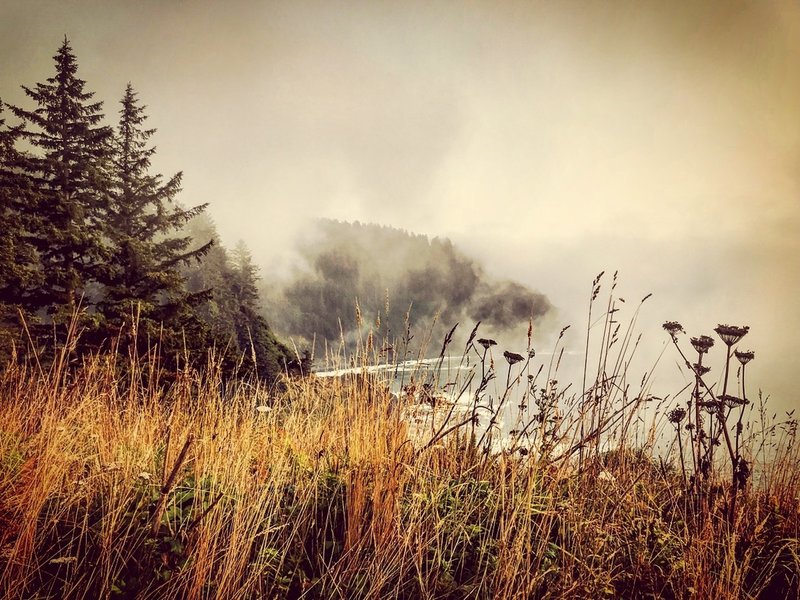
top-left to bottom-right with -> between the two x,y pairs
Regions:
1,293 -> 798,599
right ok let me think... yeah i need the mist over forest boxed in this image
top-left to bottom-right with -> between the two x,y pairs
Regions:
0,34 -> 556,382
261,219 -> 551,354
2,1 -> 799,406
2,4 -> 800,599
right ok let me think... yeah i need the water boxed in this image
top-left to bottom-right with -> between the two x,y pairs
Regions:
315,352 -> 579,455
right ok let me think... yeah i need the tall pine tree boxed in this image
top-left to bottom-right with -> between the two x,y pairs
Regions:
183,216 -> 295,380
99,83 -> 212,352
8,37 -> 112,318
229,241 -> 297,379
0,101 -> 43,357
0,102 -> 39,304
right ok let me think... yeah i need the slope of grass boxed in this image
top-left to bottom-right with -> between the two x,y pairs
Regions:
0,355 -> 797,599
1,280 -> 798,599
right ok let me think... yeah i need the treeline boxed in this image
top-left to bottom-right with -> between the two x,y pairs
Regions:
0,38 -> 294,380
262,219 -> 551,352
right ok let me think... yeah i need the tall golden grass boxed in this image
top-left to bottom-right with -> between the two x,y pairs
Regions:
0,294 -> 798,599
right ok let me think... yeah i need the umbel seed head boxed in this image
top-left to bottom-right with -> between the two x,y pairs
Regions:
692,363 -> 711,376
691,335 -> 715,354
698,399 -> 721,414
735,350 -> 755,365
719,394 -> 749,408
663,321 -> 684,338
667,407 -> 687,424
714,324 -> 749,347
478,338 -> 497,350
504,351 -> 524,365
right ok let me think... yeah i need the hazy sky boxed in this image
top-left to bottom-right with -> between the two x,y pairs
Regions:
1,0 -> 799,407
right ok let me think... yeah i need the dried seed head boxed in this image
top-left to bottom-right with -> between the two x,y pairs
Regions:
504,351 -> 524,365
698,399 -> 721,414
663,321 -> 684,339
692,363 -> 711,376
668,407 -> 687,424
690,335 -> 715,354
668,407 -> 687,423
719,394 -> 749,408
714,324 -> 749,347
478,338 -> 497,350
735,349 -> 755,365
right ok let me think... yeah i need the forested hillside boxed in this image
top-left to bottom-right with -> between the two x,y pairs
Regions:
262,219 -> 551,355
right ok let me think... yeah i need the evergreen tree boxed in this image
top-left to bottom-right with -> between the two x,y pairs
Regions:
231,241 -> 260,308
0,101 -> 40,306
99,83 -> 212,351
183,216 -> 294,380
183,213 -> 234,332
230,241 -> 297,379
0,101 -> 43,357
1,39 -> 292,380
8,37 -> 113,318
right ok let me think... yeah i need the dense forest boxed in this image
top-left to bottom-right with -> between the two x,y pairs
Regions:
0,38 -> 295,380
262,219 -> 551,355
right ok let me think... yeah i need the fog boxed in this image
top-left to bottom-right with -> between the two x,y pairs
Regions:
261,219 -> 551,352
1,0 -> 798,408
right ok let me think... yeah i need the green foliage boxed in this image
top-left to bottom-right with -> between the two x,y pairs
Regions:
263,219 -> 550,352
82,82 -> 222,372
98,84 -> 212,343
0,105 -> 41,307
183,215 -> 295,381
7,38 -> 113,318
0,103 -> 42,360
403,476 -> 501,597
0,40 -> 290,382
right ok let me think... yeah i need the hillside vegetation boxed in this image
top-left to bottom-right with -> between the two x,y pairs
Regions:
1,287 -> 797,599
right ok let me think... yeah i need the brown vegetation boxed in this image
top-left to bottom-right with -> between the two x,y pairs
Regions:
0,279 -> 798,599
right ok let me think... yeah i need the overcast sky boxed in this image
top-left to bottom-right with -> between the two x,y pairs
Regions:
1,0 -> 799,408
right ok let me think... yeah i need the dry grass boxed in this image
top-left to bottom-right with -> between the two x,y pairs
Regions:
1,295 -> 799,599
